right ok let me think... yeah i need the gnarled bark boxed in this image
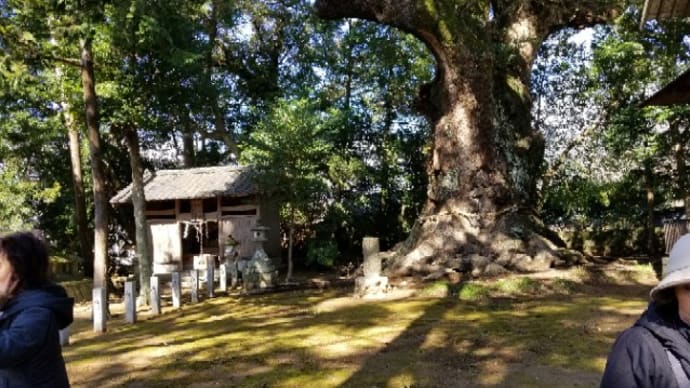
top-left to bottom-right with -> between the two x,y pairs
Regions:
315,0 -> 624,276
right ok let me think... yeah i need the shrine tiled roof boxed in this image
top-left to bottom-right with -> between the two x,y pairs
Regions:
110,165 -> 256,204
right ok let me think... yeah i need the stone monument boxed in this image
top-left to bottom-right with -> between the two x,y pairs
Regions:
354,237 -> 389,298
243,222 -> 278,290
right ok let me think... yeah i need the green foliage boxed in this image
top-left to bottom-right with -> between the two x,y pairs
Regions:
242,97 -> 336,206
0,160 -> 61,232
535,7 -> 690,251
0,0 -> 430,264
551,278 -> 578,294
495,277 -> 541,294
417,281 -> 452,297
457,282 -> 491,301
305,239 -> 338,268
541,171 -> 657,228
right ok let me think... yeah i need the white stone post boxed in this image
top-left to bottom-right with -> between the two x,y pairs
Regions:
219,263 -> 227,293
124,280 -> 137,323
59,326 -> 70,346
93,287 -> 107,333
355,237 -> 388,298
207,257 -> 215,298
150,275 -> 161,315
171,272 -> 181,309
190,269 -> 199,303
362,237 -> 381,274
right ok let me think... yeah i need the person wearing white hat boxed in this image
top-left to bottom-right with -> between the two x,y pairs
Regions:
601,233 -> 690,387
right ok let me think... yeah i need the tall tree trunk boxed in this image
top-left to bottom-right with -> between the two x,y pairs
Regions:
65,107 -> 93,275
315,0 -> 623,276
58,63 -> 93,276
181,116 -> 196,167
644,158 -> 656,256
122,126 -> 153,306
80,35 -> 109,290
670,120 -> 690,220
285,208 -> 295,283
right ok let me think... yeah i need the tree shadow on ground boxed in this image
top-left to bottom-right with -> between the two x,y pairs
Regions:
64,264 -> 655,387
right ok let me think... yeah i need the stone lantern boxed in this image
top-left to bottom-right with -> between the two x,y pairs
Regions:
243,222 -> 277,290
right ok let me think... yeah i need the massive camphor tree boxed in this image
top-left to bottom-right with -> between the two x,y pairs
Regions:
315,0 -> 629,276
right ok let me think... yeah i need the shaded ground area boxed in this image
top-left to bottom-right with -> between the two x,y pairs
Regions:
63,259 -> 657,387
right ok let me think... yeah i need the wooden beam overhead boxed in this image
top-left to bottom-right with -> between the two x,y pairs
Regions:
641,0 -> 690,23
641,68 -> 690,107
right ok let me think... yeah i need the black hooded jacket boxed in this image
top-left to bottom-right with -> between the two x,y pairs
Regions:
0,284 -> 73,388
601,301 -> 690,388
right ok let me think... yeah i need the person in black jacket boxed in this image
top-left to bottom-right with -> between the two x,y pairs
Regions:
0,231 -> 73,387
601,233 -> 690,387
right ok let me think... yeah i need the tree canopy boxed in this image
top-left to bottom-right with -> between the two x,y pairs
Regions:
0,0 -> 688,278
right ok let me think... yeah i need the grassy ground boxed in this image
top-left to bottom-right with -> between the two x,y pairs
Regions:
63,260 -> 657,387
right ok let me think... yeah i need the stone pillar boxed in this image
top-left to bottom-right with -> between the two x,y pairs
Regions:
190,269 -> 199,304
362,237 -> 381,277
219,263 -> 227,293
150,275 -> 161,315
206,257 -> 215,298
362,237 -> 380,263
92,287 -> 107,333
124,280 -> 137,323
171,272 -> 181,309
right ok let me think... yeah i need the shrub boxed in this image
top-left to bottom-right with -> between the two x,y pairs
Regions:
419,281 -> 452,297
495,277 -> 541,294
551,278 -> 578,294
458,283 -> 490,301
305,239 -> 338,268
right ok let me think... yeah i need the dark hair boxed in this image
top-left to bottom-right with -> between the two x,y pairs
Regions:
0,231 -> 50,289
656,288 -> 676,305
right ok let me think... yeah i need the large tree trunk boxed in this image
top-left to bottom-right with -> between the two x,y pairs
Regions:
80,36 -> 109,290
315,0 -> 622,276
122,126 -> 153,306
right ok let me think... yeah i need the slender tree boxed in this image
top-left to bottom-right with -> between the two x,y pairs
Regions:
119,126 -> 152,305
0,1 -> 107,278
80,34 -> 109,291
242,98 -> 336,282
62,92 -> 93,274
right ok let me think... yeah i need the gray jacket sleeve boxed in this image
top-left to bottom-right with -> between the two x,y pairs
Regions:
600,327 -> 677,388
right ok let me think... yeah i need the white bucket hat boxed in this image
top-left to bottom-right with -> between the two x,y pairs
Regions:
651,233 -> 690,303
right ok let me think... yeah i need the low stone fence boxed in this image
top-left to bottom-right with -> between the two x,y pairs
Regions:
93,258 -> 235,332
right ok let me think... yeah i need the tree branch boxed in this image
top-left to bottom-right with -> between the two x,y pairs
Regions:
47,55 -> 81,68
541,103 -> 619,189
